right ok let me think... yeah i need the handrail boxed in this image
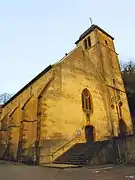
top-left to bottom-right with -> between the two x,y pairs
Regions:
22,119 -> 38,123
50,136 -> 77,158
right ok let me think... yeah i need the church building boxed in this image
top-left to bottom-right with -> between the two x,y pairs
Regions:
0,24 -> 133,164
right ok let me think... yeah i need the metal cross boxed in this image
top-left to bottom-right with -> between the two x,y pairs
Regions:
89,17 -> 93,25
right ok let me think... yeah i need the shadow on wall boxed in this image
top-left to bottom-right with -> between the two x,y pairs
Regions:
119,119 -> 127,137
0,142 -> 36,164
0,138 -> 71,164
22,146 -> 36,165
0,144 -> 17,162
85,125 -> 95,142
17,143 -> 36,165
17,139 -> 68,165
2,135 -> 135,166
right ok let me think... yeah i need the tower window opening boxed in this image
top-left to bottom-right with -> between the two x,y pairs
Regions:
88,36 -> 91,47
105,40 -> 108,45
84,39 -> 87,49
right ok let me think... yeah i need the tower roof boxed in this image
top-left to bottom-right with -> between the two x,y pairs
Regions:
75,24 -> 114,44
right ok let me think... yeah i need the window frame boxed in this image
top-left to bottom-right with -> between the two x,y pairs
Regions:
81,88 -> 93,113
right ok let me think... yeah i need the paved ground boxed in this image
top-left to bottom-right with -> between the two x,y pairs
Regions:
0,161 -> 135,180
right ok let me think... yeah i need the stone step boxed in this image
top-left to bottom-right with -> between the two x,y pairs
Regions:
54,141 -> 107,165
41,163 -> 83,168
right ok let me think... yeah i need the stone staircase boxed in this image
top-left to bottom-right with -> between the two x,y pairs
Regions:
54,140 -> 109,165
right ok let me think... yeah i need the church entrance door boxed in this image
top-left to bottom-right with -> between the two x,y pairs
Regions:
85,125 -> 94,142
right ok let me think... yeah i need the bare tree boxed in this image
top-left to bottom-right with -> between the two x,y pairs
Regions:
120,60 -> 135,75
0,93 -> 12,105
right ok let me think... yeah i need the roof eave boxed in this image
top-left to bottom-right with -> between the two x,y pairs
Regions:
2,65 -> 53,108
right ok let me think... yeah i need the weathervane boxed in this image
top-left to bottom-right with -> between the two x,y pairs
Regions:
89,17 -> 93,25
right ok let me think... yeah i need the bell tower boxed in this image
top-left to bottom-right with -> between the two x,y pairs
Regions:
75,25 -> 133,136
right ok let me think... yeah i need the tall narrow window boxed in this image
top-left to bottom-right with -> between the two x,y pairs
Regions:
82,88 -> 92,113
84,39 -> 87,49
87,36 -> 91,47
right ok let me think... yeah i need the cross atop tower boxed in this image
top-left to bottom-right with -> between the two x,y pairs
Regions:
89,18 -> 93,25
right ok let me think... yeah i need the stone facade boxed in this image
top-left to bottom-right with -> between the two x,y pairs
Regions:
0,25 -> 133,164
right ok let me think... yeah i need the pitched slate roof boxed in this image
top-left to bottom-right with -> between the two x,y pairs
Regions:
3,65 -> 53,107
75,24 -> 114,44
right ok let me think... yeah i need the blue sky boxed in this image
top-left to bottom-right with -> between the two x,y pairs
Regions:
0,0 -> 135,94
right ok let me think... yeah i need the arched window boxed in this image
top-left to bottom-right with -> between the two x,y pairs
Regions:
82,88 -> 92,113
